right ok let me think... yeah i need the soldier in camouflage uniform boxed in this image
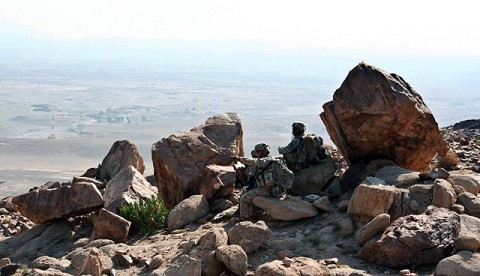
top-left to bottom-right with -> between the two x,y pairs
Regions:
278,122 -> 309,172
234,142 -> 282,221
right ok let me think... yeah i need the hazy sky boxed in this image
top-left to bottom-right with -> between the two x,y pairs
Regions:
1,0 -> 479,56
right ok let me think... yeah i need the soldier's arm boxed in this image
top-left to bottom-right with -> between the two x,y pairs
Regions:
278,137 -> 301,154
239,157 -> 272,168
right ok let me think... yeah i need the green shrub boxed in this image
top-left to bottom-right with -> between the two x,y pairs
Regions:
120,194 -> 170,236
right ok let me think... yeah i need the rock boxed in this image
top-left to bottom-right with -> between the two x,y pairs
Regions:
31,256 -> 60,270
252,196 -> 318,221
209,198 -> 234,214
72,176 -> 105,190
337,217 -> 355,235
152,113 -> 243,208
167,195 -> 209,231
408,184 -> 433,213
458,192 -> 480,217
0,257 -> 10,267
0,221 -> 74,262
290,157 -> 336,196
190,228 -> 228,276
448,174 -> 480,195
329,267 -> 370,276
432,179 -> 457,208
12,182 -> 103,224
435,251 -> 480,276
0,263 -> 20,275
149,254 -> 164,270
103,166 -> 157,214
85,239 -> 115,248
163,254 -> 201,276
97,140 -> 145,182
358,206 -> 460,268
355,213 -> 391,245
347,184 -> 404,224
454,214 -> 480,252
375,166 -> 421,187
228,220 -> 272,254
70,247 -> 103,276
215,244 -> 248,276
451,204 -> 465,214
320,62 -> 447,171
254,256 -> 330,276
212,206 -> 238,222
313,196 -> 333,212
204,165 -> 236,200
91,208 -> 131,243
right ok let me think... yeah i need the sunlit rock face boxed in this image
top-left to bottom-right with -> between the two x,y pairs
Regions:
321,62 -> 447,171
152,113 -> 243,209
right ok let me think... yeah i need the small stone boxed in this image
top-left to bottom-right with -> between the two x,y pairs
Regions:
327,264 -> 337,269
276,250 -> 294,259
324,258 -> 339,265
282,257 -> 294,266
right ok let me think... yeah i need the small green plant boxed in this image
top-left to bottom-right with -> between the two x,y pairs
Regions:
120,194 -> 170,236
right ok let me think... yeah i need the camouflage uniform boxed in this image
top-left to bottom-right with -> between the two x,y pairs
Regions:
278,122 -> 309,172
238,143 -> 277,221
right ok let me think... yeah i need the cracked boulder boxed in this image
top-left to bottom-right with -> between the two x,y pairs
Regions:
321,62 -> 447,171
152,113 -> 243,208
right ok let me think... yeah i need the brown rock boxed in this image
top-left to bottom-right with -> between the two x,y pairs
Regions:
458,192 -> 480,217
162,254 -> 201,276
152,113 -> 243,208
432,179 -> 457,208
190,228 -> 228,276
355,213 -> 391,245
228,220 -> 272,254
290,157 -> 336,196
320,62 -> 447,171
358,206 -> 460,268
91,209 -> 131,243
70,247 -> 103,276
215,244 -> 248,276
97,140 -> 145,182
347,184 -> 403,224
454,214 -> 480,252
204,165 -> 236,200
12,182 -> 103,224
435,251 -> 480,276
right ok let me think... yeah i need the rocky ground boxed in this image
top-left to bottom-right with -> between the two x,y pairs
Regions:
1,119 -> 479,275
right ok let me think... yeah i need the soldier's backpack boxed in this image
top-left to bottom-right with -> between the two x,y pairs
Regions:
272,157 -> 294,190
303,134 -> 327,165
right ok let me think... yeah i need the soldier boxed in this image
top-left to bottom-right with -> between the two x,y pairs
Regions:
278,122 -> 309,172
233,142 -> 285,221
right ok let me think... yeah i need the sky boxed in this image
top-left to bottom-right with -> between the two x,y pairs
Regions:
0,0 -> 479,56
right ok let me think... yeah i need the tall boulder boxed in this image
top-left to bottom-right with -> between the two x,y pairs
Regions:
320,62 -> 447,171
152,113 -> 243,208
97,140 -> 145,182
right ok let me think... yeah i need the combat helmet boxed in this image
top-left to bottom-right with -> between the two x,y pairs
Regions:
292,122 -> 306,132
254,142 -> 270,154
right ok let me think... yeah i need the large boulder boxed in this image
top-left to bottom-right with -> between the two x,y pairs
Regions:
320,62 -> 447,171
103,166 -> 158,214
152,113 -> 243,208
358,206 -> 460,268
454,214 -> 480,252
97,140 -> 145,182
12,182 -> 103,224
91,208 -> 131,243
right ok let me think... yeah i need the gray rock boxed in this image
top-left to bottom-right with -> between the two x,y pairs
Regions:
454,214 -> 480,252
228,220 -> 272,254
215,244 -> 248,276
91,208 -> 131,243
167,195 -> 209,231
252,196 -> 317,221
435,251 -> 480,276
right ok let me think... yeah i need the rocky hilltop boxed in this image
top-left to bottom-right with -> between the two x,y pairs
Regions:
1,63 -> 480,276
